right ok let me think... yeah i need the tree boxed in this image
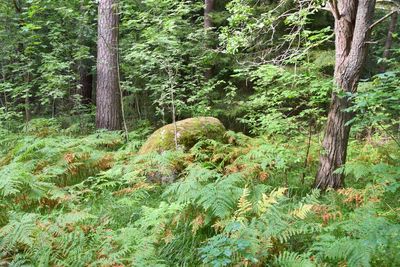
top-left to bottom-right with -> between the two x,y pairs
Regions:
204,0 -> 215,80
12,0 -> 31,123
204,0 -> 214,29
315,0 -> 376,189
96,0 -> 122,130
380,10 -> 398,72
77,1 -> 96,105
79,64 -> 94,105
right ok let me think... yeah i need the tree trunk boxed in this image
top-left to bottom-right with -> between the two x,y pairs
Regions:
78,0 -> 95,105
13,0 -> 31,123
380,11 -> 398,72
204,0 -> 215,29
315,0 -> 376,190
24,73 -> 31,122
95,0 -> 122,130
204,0 -> 215,80
79,65 -> 93,105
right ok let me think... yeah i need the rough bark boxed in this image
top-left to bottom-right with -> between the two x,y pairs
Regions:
315,0 -> 376,190
380,11 -> 398,72
95,0 -> 122,130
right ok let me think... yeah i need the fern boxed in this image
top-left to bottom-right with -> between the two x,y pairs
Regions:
197,173 -> 243,218
273,251 -> 314,267
311,206 -> 400,267
290,203 -> 314,219
234,187 -> 252,219
0,213 -> 38,252
257,187 -> 287,215
1,118 -> 399,266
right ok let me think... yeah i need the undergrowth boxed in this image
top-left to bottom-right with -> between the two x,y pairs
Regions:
0,119 -> 399,266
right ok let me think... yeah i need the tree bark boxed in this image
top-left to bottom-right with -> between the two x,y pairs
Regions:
204,0 -> 215,80
95,0 -> 122,130
204,0 -> 215,29
315,0 -> 376,190
380,11 -> 398,72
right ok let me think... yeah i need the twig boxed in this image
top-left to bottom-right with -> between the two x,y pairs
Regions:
377,121 -> 400,148
301,121 -> 313,184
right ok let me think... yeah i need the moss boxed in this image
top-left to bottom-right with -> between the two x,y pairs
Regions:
139,117 -> 226,154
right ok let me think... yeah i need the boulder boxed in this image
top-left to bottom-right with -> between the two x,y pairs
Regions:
139,117 -> 226,154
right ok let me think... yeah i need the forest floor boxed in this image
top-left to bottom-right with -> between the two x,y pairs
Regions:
0,119 -> 399,266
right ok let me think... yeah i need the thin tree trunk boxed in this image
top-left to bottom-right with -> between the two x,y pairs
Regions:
315,0 -> 376,190
25,73 -> 31,122
1,66 -> 8,112
204,0 -> 215,80
380,11 -> 398,72
301,121 -> 313,184
95,0 -> 122,130
204,0 -> 214,29
13,0 -> 31,123
78,0 -> 95,105
79,65 -> 93,105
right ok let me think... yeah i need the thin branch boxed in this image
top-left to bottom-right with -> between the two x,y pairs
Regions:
370,10 -> 398,29
377,121 -> 400,148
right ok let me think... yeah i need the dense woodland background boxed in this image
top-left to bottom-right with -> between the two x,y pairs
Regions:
1,0 -> 400,266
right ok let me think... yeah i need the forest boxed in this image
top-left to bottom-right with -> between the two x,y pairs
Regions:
0,0 -> 399,266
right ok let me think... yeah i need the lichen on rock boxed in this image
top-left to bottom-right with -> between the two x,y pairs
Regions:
139,117 -> 226,154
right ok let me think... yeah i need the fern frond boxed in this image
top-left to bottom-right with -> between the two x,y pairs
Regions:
290,204 -> 314,219
257,187 -> 287,215
0,213 -> 38,252
273,251 -> 314,267
234,187 -> 252,220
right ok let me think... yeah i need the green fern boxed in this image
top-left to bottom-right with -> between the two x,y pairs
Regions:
0,213 -> 38,252
273,251 -> 314,267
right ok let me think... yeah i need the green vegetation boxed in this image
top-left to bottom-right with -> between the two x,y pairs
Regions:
1,120 -> 399,266
1,0 -> 400,266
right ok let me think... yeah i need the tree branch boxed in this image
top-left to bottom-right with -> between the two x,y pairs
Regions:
370,10 -> 398,29
329,0 -> 341,20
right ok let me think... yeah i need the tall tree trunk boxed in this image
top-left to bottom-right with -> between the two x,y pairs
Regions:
79,65 -> 93,105
380,11 -> 398,72
204,0 -> 215,80
315,0 -> 376,190
96,0 -> 122,130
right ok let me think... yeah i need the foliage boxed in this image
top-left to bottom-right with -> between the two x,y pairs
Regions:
1,0 -> 400,266
1,119 -> 399,266
236,64 -> 331,135
349,70 -> 400,137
